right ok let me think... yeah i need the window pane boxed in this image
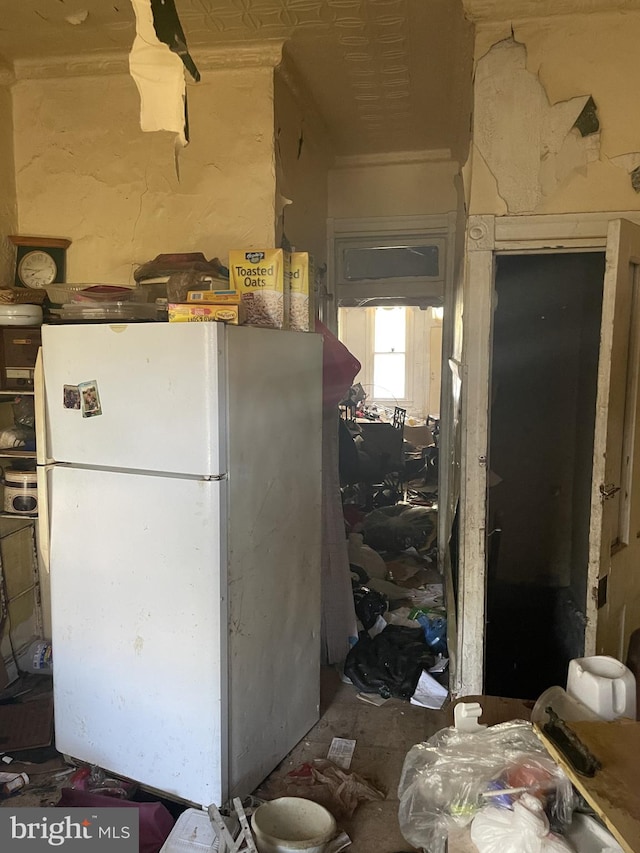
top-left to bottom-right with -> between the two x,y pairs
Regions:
374,353 -> 405,399
343,245 -> 440,280
375,306 -> 406,353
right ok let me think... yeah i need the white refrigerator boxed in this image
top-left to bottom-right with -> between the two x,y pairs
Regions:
35,321 -> 323,808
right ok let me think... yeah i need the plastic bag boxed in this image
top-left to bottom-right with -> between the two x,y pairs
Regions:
414,612 -> 448,655
0,427 -> 26,450
58,788 -> 174,853
352,584 -> 387,630
344,625 -> 433,699
471,793 -> 574,853
397,721 -> 575,853
12,396 -> 35,430
260,759 -> 385,819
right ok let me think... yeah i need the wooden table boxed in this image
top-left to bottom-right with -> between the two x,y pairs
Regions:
536,719 -> 640,853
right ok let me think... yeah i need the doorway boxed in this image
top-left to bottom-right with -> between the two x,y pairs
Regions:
485,252 -> 605,699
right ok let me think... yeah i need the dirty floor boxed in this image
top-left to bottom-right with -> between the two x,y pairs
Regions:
257,668 -> 533,852
0,670 -> 533,852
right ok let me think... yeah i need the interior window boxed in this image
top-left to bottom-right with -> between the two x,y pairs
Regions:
373,307 -> 406,399
338,305 -> 442,418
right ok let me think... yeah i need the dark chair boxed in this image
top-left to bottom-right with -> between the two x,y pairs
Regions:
393,406 -> 407,431
339,400 -> 357,424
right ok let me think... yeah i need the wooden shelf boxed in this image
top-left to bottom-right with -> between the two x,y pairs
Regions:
0,390 -> 34,397
0,512 -> 36,520
0,450 -> 36,459
9,235 -> 71,249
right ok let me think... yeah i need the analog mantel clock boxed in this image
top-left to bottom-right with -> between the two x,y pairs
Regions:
9,235 -> 71,289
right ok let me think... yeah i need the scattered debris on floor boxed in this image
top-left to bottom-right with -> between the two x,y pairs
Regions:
344,483 -> 448,710
261,759 -> 385,820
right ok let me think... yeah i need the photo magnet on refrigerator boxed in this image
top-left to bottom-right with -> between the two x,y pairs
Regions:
63,385 -> 81,410
78,380 -> 102,418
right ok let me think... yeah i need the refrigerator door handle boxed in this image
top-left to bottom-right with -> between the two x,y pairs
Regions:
35,348 -> 53,466
35,462 -> 53,639
35,348 -> 53,637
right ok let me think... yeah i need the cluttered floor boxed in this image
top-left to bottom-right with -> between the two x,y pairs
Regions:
0,667 -> 534,852
339,407 -> 448,710
0,658 -> 637,851
0,419 -> 636,851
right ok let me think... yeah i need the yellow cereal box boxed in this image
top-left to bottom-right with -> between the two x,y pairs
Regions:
228,249 -> 289,329
288,252 -> 314,332
186,289 -> 241,304
168,303 -> 246,324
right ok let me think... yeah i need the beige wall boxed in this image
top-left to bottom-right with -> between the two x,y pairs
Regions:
13,64 -> 278,284
274,63 -> 333,268
469,13 -> 640,215
328,157 -> 460,220
0,78 -> 17,285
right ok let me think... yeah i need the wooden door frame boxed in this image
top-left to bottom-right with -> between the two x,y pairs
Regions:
456,210 -> 640,697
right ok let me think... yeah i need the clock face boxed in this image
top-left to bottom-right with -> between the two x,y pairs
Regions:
17,250 -> 58,288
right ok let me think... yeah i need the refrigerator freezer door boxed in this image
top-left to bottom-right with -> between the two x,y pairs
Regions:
49,465 -> 228,806
41,323 -> 226,476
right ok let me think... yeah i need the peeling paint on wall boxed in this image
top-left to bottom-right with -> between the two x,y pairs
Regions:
473,39 -> 601,213
610,152 -> 640,192
573,96 -> 600,137
129,0 -> 196,148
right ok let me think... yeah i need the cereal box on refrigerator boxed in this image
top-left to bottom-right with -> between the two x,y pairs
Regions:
288,252 -> 314,332
229,249 -> 289,329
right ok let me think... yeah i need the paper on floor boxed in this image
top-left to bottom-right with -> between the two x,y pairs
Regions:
357,692 -> 390,707
327,737 -> 356,769
410,670 -> 448,710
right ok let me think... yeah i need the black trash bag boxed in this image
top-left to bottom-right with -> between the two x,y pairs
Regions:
362,504 -> 436,553
352,584 -> 387,630
344,625 -> 434,700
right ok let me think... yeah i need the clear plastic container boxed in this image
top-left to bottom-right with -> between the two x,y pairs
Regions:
70,285 -> 146,303
531,685 -> 600,726
51,302 -> 160,322
47,284 -> 147,306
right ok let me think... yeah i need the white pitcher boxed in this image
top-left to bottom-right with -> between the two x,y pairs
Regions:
566,655 -> 636,721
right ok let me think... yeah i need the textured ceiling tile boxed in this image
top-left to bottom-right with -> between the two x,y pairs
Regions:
288,7 -> 332,27
208,12 -> 250,32
249,9 -> 294,28
0,0 -> 474,156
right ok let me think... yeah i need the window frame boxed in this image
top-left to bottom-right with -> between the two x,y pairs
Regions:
370,305 -> 412,403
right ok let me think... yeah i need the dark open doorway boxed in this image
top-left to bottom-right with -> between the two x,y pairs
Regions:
485,252 -> 605,699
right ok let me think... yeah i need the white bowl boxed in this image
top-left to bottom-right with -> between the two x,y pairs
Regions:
0,304 -> 43,325
251,798 -> 337,853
